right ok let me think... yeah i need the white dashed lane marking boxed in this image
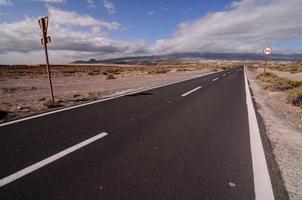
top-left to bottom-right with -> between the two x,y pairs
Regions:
0,132 -> 108,187
181,86 -> 202,97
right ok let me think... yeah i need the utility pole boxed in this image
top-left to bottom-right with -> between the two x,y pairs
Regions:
263,47 -> 272,75
38,17 -> 54,103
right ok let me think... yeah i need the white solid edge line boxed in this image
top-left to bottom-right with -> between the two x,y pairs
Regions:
212,78 -> 219,81
181,86 -> 202,97
0,132 -> 108,187
244,68 -> 274,200
0,71 -> 221,128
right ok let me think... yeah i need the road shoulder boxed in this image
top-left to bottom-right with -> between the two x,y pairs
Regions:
246,68 -> 301,200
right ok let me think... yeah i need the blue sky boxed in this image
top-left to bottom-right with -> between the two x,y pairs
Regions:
0,0 -> 232,43
107,0 -> 232,43
0,0 -> 302,64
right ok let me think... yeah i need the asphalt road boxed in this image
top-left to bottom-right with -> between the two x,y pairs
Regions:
0,67 -> 282,199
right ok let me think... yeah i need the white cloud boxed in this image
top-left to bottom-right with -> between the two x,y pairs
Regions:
181,8 -> 193,15
35,0 -> 65,3
1,0 -> 302,64
159,7 -> 168,12
87,0 -> 95,8
103,0 -> 115,15
147,11 -> 155,16
154,0 -> 302,54
91,26 -> 101,33
0,7 -> 149,64
147,7 -> 168,16
48,6 -> 120,30
0,0 -> 12,6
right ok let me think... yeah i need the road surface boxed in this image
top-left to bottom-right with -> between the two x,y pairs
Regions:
0,67 -> 285,199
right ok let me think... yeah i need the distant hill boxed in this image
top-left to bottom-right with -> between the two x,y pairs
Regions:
72,52 -> 302,64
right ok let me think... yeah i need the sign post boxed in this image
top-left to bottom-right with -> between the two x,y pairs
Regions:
263,47 -> 272,75
38,17 -> 54,103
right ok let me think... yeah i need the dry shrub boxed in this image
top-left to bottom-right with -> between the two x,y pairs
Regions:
86,92 -> 98,101
257,73 -> 302,91
286,86 -> 302,107
43,100 -> 62,108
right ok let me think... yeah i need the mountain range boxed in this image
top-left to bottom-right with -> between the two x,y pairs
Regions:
72,52 -> 302,64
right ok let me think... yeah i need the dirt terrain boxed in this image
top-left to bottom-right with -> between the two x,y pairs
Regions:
0,63 -> 234,122
256,68 -> 302,81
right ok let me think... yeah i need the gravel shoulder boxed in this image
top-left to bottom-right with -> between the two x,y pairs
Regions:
247,68 -> 302,200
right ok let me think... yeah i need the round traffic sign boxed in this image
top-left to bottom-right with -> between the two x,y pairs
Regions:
263,47 -> 272,55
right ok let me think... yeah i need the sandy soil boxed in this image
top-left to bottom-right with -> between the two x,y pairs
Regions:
0,66 -> 215,122
247,68 -> 302,200
255,68 -> 302,81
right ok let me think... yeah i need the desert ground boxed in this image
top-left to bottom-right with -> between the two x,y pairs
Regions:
0,62 -> 235,122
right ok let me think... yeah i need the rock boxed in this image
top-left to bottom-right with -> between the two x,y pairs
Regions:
106,74 -> 115,80
229,182 -> 236,187
16,106 -> 30,111
0,110 -> 8,120
38,97 -> 46,101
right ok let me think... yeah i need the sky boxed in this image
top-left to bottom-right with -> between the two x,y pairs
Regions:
0,0 -> 302,64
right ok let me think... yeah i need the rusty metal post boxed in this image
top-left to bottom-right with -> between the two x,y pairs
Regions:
263,47 -> 272,76
39,17 -> 54,103
264,55 -> 268,75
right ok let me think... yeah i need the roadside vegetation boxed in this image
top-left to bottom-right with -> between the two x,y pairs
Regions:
43,100 -> 62,108
286,86 -> 302,107
269,62 -> 302,73
0,63 -> 236,79
257,73 -> 302,107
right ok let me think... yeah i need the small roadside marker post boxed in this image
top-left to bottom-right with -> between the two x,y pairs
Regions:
38,16 -> 55,103
263,47 -> 272,75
